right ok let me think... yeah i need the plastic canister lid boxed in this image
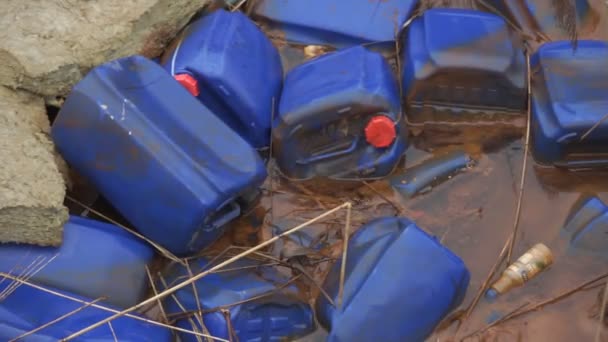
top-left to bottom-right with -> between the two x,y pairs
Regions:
364,115 -> 396,148
174,74 -> 200,97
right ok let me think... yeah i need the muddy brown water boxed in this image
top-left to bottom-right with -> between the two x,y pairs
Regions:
61,2 -> 608,341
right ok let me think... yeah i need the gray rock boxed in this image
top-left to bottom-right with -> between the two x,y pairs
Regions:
0,0 -> 210,96
0,128 -> 68,246
0,86 -> 70,187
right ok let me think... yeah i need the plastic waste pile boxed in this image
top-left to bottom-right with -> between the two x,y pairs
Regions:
1,0 -> 607,341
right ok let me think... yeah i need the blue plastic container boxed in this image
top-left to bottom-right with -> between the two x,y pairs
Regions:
0,215 -> 153,308
562,196 -> 608,257
316,217 -> 470,341
161,258 -> 315,342
530,40 -> 608,168
488,0 -> 597,40
51,56 -> 267,256
401,8 -> 526,124
162,10 -> 283,148
251,0 -> 419,49
273,46 -> 407,180
0,282 -> 171,341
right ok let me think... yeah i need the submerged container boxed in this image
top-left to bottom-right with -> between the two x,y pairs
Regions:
161,258 -> 315,342
0,216 -> 153,308
316,217 -> 470,341
562,196 -> 608,257
530,40 -> 608,168
51,55 -> 267,256
273,46 -> 407,180
251,0 -> 419,49
401,8 -> 527,125
162,9 -> 283,148
0,282 -> 171,341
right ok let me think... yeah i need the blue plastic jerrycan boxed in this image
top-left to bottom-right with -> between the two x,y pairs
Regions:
562,196 -> 608,258
0,282 -> 170,341
316,217 -> 470,342
401,8 -> 527,125
0,215 -> 153,308
530,40 -> 608,168
487,0 -> 598,40
251,0 -> 419,49
161,258 -> 315,342
51,55 -> 267,256
161,9 -> 283,149
273,46 -> 407,180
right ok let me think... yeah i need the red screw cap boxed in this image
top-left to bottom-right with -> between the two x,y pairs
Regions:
174,74 -> 200,97
364,115 -> 396,148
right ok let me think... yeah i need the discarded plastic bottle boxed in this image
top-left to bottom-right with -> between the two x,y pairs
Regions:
486,243 -> 554,299
390,150 -> 472,198
530,40 -> 608,168
251,0 -> 419,49
0,281 -> 171,341
0,215 -> 154,308
161,9 -> 283,149
51,55 -> 267,256
401,8 -> 527,125
316,217 -> 470,341
161,258 -> 315,342
273,46 -> 407,180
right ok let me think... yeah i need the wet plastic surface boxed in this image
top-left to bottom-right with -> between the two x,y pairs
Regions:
0,282 -> 170,341
563,196 -> 608,257
401,8 -> 527,124
162,10 -> 283,148
51,55 -> 267,256
390,150 -> 472,198
0,216 -> 153,308
161,258 -> 314,342
251,0 -> 419,49
530,40 -> 608,168
316,217 -> 470,342
490,0 -> 599,41
273,46 -> 407,180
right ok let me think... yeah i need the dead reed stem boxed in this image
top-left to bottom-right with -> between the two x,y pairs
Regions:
507,51 -> 532,265
60,202 -> 352,341
145,265 -> 168,323
0,272 -> 227,342
338,202 -> 352,309
8,297 -> 105,341
595,281 -> 608,342
465,273 -> 608,339
66,195 -> 183,264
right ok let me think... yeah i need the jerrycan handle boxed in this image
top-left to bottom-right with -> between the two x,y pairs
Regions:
296,138 -> 359,165
206,201 -> 241,230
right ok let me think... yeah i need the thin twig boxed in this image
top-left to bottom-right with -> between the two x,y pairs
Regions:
108,322 -> 118,342
230,0 -> 247,12
158,274 -> 205,342
469,273 -> 608,339
580,113 -> 608,142
595,281 -> 608,342
0,254 -> 58,301
363,181 -> 403,215
462,301 -> 530,340
338,203 -> 352,309
66,195 -> 183,264
0,273 -> 227,342
60,203 -> 352,341
457,236 -> 510,337
185,260 -> 213,342
507,51 -> 532,265
145,265 -> 168,323
269,96 -> 276,224
8,297 -> 105,341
